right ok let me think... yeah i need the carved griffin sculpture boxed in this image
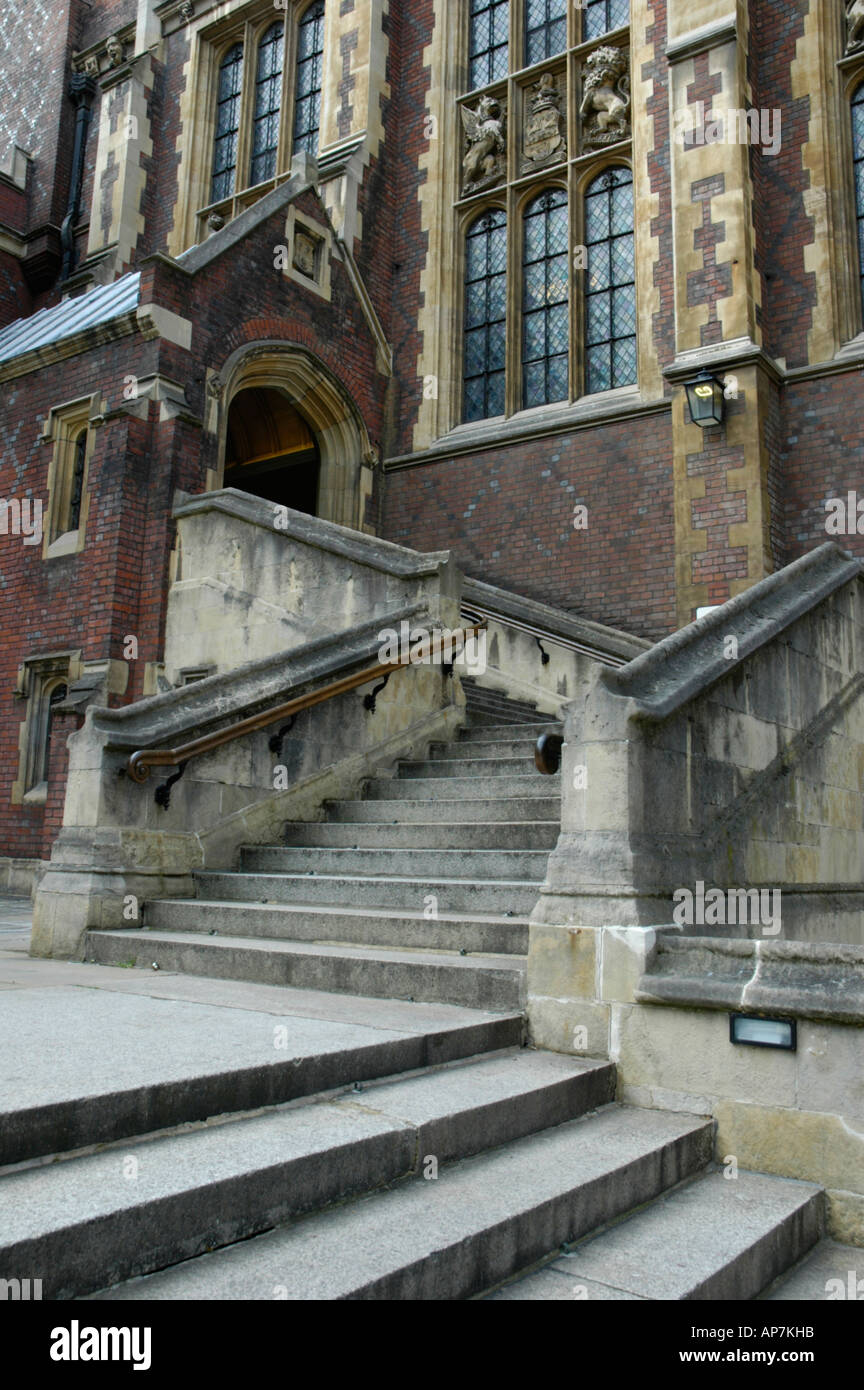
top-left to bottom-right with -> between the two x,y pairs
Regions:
848,0 -> 864,52
461,96 -> 507,195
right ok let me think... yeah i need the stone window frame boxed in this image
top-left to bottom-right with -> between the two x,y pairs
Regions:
11,652 -> 80,806
430,0 -> 634,433
179,0 -> 327,247
840,51 -> 864,344
40,395 -> 99,560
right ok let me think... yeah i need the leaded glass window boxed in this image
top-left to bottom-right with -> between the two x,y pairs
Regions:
525,0 -> 566,68
464,209 -> 508,421
852,84 -> 864,319
583,0 -> 629,42
68,431 -> 87,532
522,188 -> 569,408
211,43 -> 244,203
584,167 -> 636,393
293,0 -> 325,156
250,22 -> 284,187
469,0 -> 509,91
42,683 -> 68,783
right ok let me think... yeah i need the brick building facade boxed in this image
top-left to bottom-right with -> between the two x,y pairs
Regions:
1,0 -> 864,875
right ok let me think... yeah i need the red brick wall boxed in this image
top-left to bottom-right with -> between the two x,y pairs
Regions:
782,370 -> 864,562
381,411 -> 676,640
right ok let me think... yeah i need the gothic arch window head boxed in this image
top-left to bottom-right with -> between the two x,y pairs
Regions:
250,21 -> 284,186
851,81 -> 864,319
211,42 -> 244,203
584,166 -> 636,393
293,0 -> 326,156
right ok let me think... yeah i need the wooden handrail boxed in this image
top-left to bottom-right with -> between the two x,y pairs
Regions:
460,601 -> 630,668
125,623 -> 486,785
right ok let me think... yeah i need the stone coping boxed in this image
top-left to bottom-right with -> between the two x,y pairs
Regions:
462,576 -> 650,664
88,603 -> 429,749
637,935 -> 864,1025
601,543 -> 862,721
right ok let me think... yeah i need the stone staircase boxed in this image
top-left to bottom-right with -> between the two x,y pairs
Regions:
85,690 -> 563,1010
36,688 -> 832,1301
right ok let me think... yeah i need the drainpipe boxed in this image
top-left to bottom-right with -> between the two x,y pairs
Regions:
60,73 -> 97,281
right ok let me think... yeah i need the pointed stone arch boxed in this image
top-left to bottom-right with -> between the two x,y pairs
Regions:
210,341 -> 376,531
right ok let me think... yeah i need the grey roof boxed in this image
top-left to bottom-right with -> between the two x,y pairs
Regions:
0,272 -> 141,365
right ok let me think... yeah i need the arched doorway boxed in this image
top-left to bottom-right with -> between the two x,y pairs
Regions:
223,387 -> 320,516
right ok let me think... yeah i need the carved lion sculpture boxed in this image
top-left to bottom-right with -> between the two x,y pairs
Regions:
580,46 -> 631,142
848,0 -> 864,51
461,96 -> 506,191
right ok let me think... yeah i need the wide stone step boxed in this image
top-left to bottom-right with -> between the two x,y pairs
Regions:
282,821 -> 561,850
90,1105 -> 714,1301
484,1169 -> 823,1301
458,722 -> 562,745
193,870 -> 541,917
397,757 -> 540,779
2,1050 -> 613,1301
145,899 -> 530,956
363,775 -> 559,801
325,797 -> 562,824
429,737 -> 548,761
85,930 -> 526,1010
759,1238 -> 863,1300
242,845 -> 551,881
0,986 -> 522,1168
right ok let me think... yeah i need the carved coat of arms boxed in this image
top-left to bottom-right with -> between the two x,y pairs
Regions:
522,73 -> 566,171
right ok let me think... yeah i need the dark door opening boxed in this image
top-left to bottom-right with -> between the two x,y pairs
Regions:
223,387 -> 320,516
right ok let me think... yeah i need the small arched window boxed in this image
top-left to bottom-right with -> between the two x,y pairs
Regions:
522,188 -> 569,409
41,683 -> 68,784
584,166 -> 636,393
250,22 -> 284,187
211,43 -> 244,203
68,430 -> 87,533
852,83 -> 864,319
525,0 -> 567,67
469,0 -> 509,91
293,1 -> 326,156
463,209 -> 508,422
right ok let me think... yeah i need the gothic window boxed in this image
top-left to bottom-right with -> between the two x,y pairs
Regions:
250,22 -> 284,186
67,431 -> 87,533
40,683 -> 68,785
584,167 -> 637,392
522,188 -> 569,407
464,209 -> 508,422
469,0 -> 509,91
583,0 -> 630,42
293,0 -> 326,156
458,3 -> 633,422
852,82 -> 864,318
211,42 -> 244,203
525,0 -> 567,67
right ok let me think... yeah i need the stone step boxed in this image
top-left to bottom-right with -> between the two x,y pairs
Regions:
0,989 -> 523,1168
483,1169 -> 823,1301
282,820 -> 561,850
397,757 -> 540,779
145,898 -> 530,956
461,682 -> 550,725
458,722 -> 562,745
192,870 -> 541,917
325,797 -> 562,824
429,737 -> 547,761
363,775 -> 559,801
759,1239 -> 864,1300
85,930 -> 527,1010
2,1050 -> 614,1301
242,845 -> 551,881
90,1105 -> 714,1301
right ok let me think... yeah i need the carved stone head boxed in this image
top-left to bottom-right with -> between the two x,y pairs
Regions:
106,35 -> 124,67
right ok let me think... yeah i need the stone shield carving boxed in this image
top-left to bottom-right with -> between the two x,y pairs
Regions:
522,73 -> 566,171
